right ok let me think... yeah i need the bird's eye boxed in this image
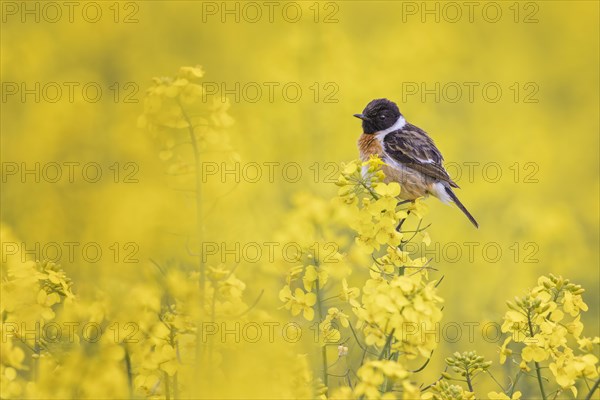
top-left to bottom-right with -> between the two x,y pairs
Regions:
379,114 -> 386,120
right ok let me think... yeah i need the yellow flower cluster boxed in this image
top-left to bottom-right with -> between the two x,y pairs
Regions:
435,351 -> 500,400
500,274 -> 599,397
423,380 -> 475,400
277,193 -> 354,325
487,391 -> 522,400
337,159 -> 405,252
319,307 -> 351,343
1,260 -> 74,397
138,65 -> 236,180
2,260 -> 74,327
445,351 -> 492,379
330,360 -> 420,400
131,262 -> 250,397
353,360 -> 418,399
138,65 -> 234,132
354,273 -> 443,359
279,286 -> 318,321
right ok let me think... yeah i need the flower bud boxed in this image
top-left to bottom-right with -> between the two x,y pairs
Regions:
335,177 -> 348,187
543,281 -> 552,289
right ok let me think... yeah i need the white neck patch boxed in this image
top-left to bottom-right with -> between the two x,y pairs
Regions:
375,116 -> 406,140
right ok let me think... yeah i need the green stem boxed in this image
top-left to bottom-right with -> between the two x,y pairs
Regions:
173,373 -> 179,400
207,284 -> 217,365
32,343 -> 40,382
465,367 -> 474,392
123,346 -> 134,398
169,328 -> 179,399
164,371 -> 171,400
486,371 -> 507,394
508,370 -> 523,397
396,209 -> 412,234
377,329 -> 395,393
378,329 -> 396,360
315,277 -> 328,395
348,324 -> 367,352
411,352 -> 433,373
533,360 -> 546,399
527,313 -> 547,400
179,101 -> 207,371
384,352 -> 399,392
179,100 -> 205,305
358,180 -> 380,200
585,377 -> 600,400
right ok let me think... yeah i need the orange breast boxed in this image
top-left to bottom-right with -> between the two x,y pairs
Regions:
357,133 -> 432,200
357,134 -> 383,161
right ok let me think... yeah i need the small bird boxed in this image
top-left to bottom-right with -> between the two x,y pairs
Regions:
354,98 -> 479,228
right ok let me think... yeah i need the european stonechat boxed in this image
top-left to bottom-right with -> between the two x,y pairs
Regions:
354,98 -> 479,228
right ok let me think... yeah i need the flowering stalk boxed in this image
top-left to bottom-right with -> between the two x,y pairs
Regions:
178,98 -> 209,375
138,66 -> 240,398
277,158 -> 442,399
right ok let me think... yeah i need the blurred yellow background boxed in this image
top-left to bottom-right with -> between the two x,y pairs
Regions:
1,1 -> 598,398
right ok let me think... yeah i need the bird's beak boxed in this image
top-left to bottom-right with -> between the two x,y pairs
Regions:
354,113 -> 368,121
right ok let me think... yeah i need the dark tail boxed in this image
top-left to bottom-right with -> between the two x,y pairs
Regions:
444,186 -> 479,229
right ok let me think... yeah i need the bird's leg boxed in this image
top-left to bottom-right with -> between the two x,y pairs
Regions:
395,200 -> 414,232
396,211 -> 410,232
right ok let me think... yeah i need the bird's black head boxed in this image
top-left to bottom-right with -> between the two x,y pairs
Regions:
354,98 -> 402,134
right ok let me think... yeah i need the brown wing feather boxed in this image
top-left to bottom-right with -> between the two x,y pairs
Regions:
382,123 -> 459,188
